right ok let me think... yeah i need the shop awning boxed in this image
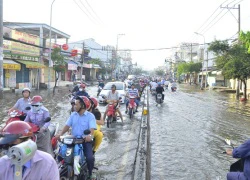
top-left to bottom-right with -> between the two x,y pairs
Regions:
16,60 -> 46,69
3,59 -> 21,70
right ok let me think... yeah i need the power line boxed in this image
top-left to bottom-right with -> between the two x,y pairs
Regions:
201,10 -> 230,34
72,0 -> 97,24
78,0 -> 100,23
84,0 -> 103,23
195,0 -> 230,33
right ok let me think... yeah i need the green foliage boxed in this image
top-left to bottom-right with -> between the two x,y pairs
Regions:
240,31 -> 250,53
154,66 -> 165,76
133,67 -> 143,75
208,40 -> 250,81
208,40 -> 229,55
177,62 -> 202,76
51,47 -> 66,72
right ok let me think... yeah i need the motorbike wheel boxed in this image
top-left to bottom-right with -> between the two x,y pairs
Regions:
67,165 -> 74,179
129,108 -> 133,119
107,116 -> 112,128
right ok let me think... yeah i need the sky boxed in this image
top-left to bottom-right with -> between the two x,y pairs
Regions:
3,0 -> 250,70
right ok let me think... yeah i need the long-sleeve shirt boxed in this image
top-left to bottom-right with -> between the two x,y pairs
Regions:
24,107 -> 50,129
232,139 -> 250,179
0,150 -> 59,180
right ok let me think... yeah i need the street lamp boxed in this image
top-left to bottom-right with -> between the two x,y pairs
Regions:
48,0 -> 56,92
115,33 -> 125,79
194,32 -> 206,90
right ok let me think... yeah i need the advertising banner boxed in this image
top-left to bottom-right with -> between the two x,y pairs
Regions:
11,30 -> 40,56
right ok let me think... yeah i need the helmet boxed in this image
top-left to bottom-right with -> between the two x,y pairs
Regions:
30,96 -> 42,105
89,97 -> 98,109
0,121 -> 33,145
80,84 -> 86,88
22,87 -> 31,94
76,96 -> 91,110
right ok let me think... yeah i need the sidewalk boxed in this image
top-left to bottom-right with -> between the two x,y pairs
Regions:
3,80 -> 99,92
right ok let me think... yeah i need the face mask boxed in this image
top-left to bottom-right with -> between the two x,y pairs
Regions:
79,88 -> 83,91
32,105 -> 41,113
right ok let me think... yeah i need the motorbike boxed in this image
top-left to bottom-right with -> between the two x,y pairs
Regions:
58,130 -> 99,180
0,110 -> 26,132
156,93 -> 163,105
127,96 -> 137,119
151,88 -> 156,96
171,86 -> 177,92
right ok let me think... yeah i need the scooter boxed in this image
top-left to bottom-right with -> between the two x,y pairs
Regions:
127,96 -> 137,119
58,130 -> 99,180
1,110 -> 26,132
156,93 -> 163,105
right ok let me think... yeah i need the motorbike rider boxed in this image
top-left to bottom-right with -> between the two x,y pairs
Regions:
226,140 -> 250,180
156,82 -> 165,101
24,95 -> 53,156
98,79 -> 105,89
0,121 -> 59,179
75,84 -> 90,97
55,96 -> 97,180
8,87 -> 32,120
88,97 -> 104,154
103,84 -> 124,122
171,81 -> 177,91
125,83 -> 140,113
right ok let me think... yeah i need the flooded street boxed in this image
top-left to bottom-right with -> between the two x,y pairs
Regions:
1,84 -> 250,179
150,84 -> 250,180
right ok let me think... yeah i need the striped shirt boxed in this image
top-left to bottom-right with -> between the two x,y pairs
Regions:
127,88 -> 139,97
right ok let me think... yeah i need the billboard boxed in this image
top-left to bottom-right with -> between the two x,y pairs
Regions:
11,30 -> 40,56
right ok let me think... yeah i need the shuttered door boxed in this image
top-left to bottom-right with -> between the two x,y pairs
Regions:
16,64 -> 29,83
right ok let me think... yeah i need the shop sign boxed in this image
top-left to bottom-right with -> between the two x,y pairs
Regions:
3,64 -> 20,70
11,30 -> 40,56
68,63 -> 77,70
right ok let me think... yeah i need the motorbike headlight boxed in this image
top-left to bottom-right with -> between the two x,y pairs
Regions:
63,138 -> 74,145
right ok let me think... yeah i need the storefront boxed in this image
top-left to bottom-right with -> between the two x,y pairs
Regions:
65,60 -> 78,81
3,59 -> 21,88
15,60 -> 45,89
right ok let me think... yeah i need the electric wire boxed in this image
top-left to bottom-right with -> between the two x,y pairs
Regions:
72,0 -> 98,24
78,0 -> 100,23
84,0 -> 103,22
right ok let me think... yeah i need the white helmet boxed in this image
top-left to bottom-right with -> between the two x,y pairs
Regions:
22,87 -> 31,94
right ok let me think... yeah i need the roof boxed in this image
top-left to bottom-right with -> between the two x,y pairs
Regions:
3,22 -> 70,39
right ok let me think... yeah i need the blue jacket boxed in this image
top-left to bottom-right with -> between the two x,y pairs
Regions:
232,139 -> 250,179
76,91 -> 90,97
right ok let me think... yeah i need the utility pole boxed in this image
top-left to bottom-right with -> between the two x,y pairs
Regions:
205,50 -> 209,89
80,41 -> 85,82
0,0 -> 3,98
221,4 -> 241,98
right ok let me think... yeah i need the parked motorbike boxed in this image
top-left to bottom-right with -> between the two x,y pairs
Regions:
127,96 -> 137,119
156,93 -> 163,105
58,130 -> 99,180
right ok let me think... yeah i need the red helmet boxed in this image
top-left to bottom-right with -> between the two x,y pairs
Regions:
89,97 -> 98,109
80,84 -> 86,88
0,121 -> 33,145
76,96 -> 91,110
30,95 -> 42,105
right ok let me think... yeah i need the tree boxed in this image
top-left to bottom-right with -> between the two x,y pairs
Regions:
51,47 -> 65,93
154,66 -> 165,76
177,62 -> 201,83
209,38 -> 250,99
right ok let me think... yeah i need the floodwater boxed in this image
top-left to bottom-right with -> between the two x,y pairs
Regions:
150,84 -> 250,180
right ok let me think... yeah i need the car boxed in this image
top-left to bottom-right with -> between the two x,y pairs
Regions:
98,81 -> 127,104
